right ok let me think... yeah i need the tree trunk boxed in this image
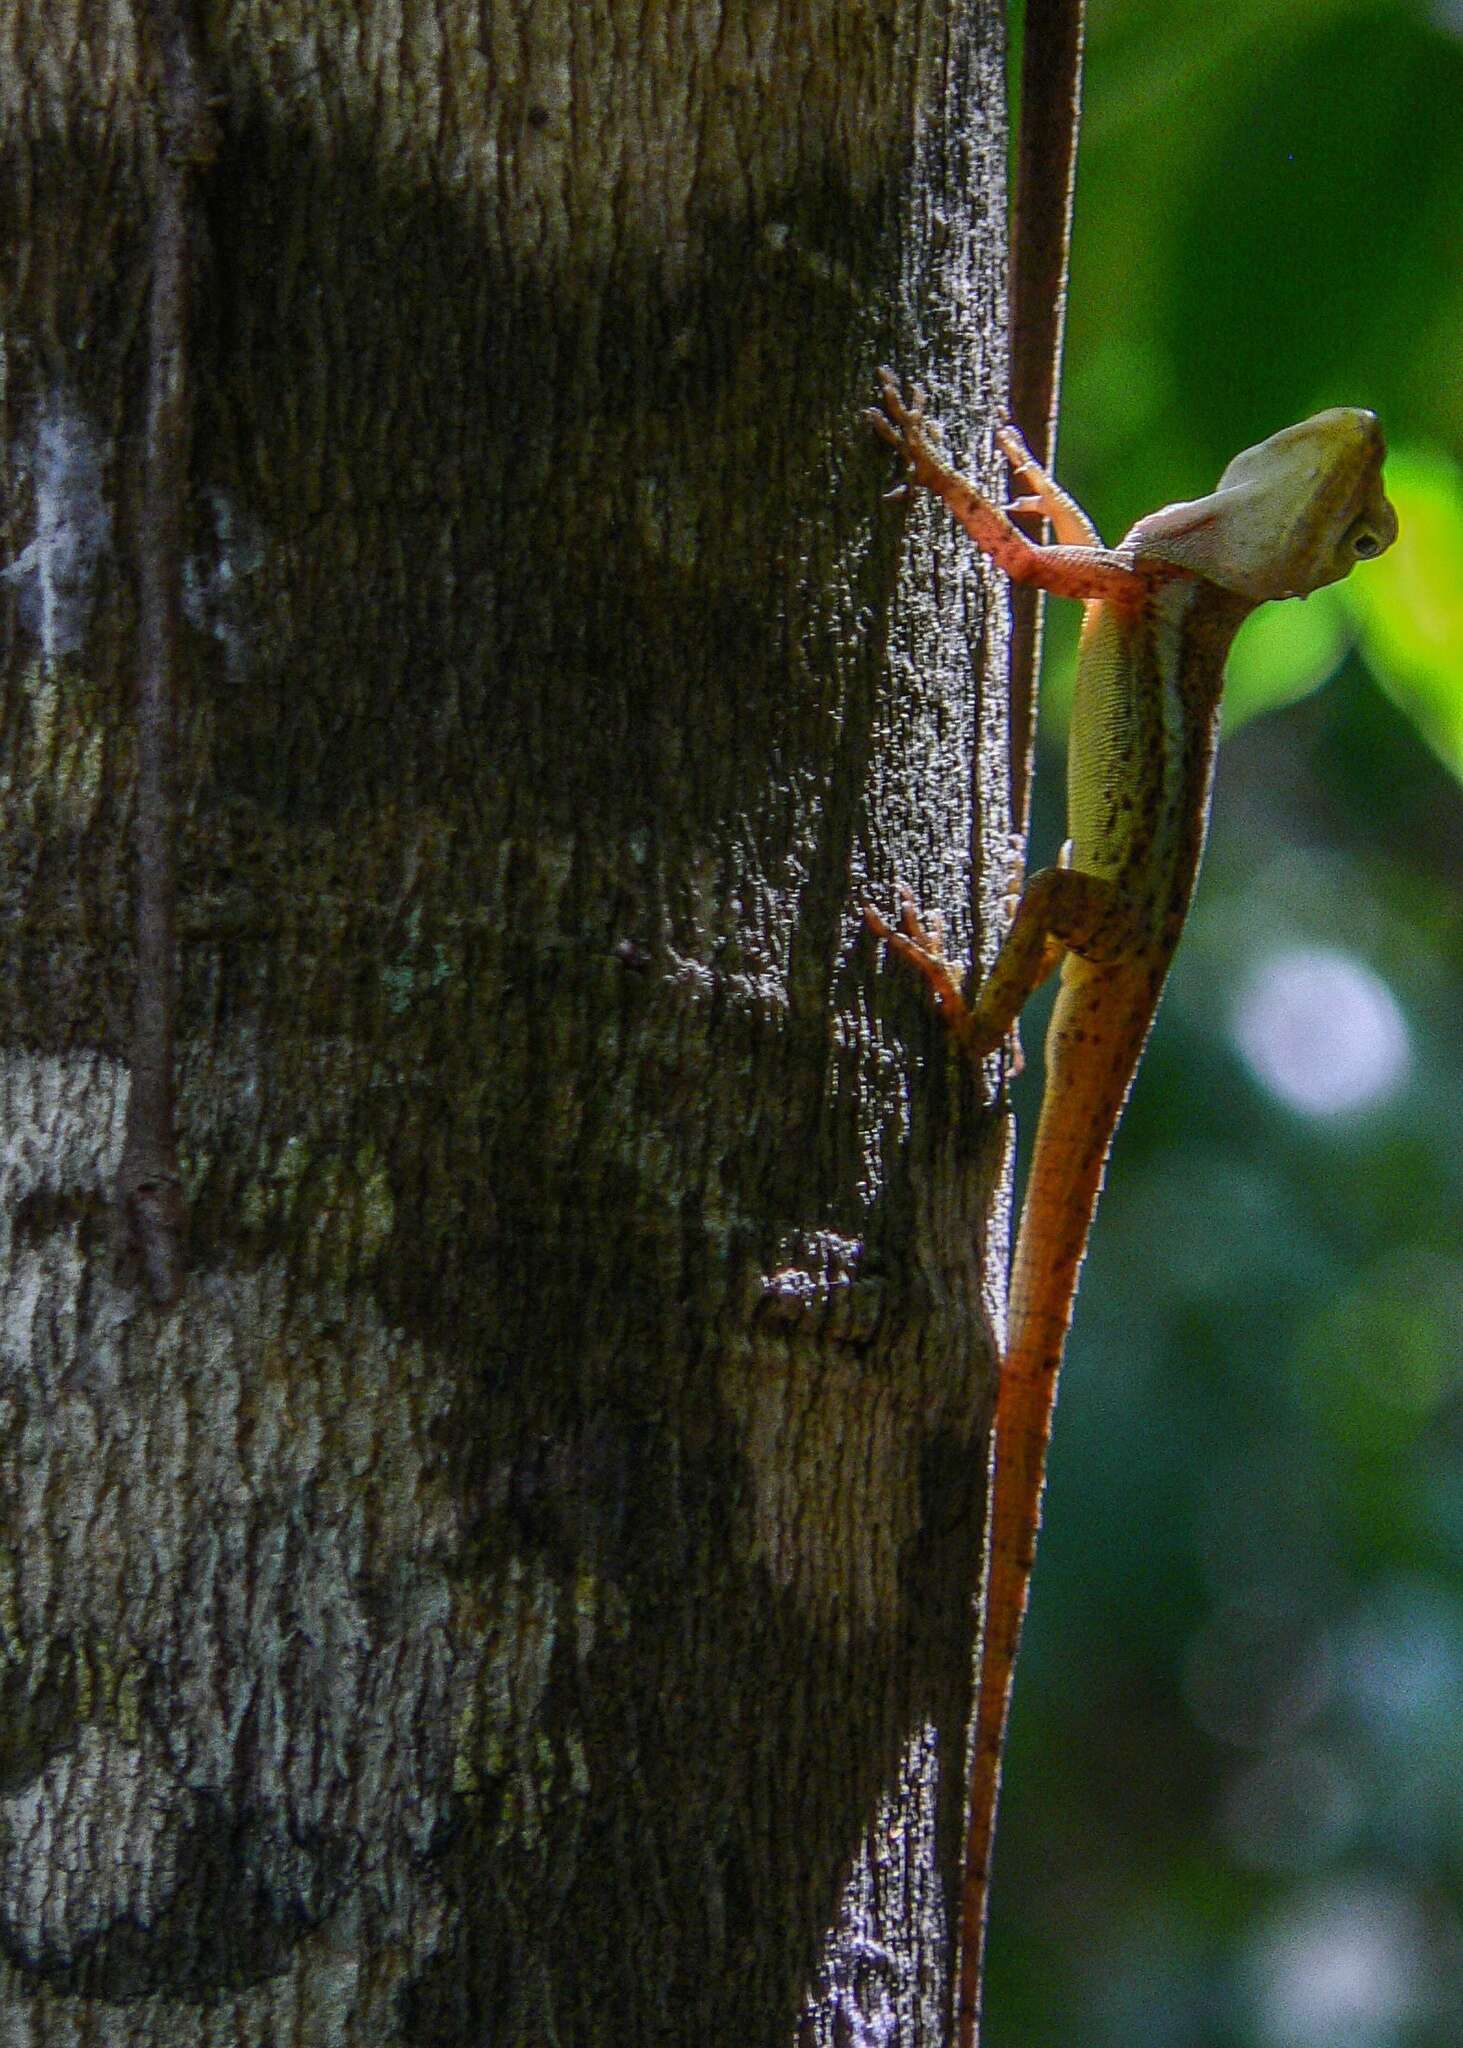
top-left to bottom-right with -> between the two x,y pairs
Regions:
0,2 -> 1012,2041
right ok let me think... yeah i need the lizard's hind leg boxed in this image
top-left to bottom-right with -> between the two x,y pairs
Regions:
866,866 -> 1130,1069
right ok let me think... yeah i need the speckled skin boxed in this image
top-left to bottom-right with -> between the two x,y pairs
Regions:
865,372 -> 1396,2048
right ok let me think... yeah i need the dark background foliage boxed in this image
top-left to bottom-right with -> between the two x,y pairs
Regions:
989,3 -> 1463,2042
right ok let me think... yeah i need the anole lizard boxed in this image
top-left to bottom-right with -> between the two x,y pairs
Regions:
865,370 -> 1396,2048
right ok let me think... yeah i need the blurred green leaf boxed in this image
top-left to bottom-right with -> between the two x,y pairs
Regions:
1341,444 -> 1463,780
1291,1253 -> 1463,1456
1222,586 -> 1350,735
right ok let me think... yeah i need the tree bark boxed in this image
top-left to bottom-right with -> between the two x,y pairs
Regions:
0,2 -> 1012,2042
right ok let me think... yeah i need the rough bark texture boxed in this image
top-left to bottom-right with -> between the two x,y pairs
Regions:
0,2 -> 1011,2042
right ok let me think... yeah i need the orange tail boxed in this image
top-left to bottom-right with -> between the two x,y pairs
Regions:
956,963 -> 1159,2048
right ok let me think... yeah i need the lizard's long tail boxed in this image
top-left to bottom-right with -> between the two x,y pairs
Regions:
955,962 -> 1158,2048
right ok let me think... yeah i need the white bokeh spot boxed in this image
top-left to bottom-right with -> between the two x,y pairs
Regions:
1231,947 -> 1410,1116
1245,1881 -> 1430,2047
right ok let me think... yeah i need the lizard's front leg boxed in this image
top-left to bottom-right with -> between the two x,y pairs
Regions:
996,424 -> 1101,549
865,370 -> 1146,604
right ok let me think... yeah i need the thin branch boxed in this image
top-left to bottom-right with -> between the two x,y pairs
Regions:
1006,0 -> 1086,842
117,0 -> 216,1306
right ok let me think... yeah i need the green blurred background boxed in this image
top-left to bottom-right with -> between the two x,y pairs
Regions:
989,2 -> 1463,2043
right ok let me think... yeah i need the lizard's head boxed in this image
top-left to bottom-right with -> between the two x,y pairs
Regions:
1126,408 -> 1398,603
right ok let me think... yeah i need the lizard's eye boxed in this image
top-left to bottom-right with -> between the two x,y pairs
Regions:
1347,523 -> 1383,559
